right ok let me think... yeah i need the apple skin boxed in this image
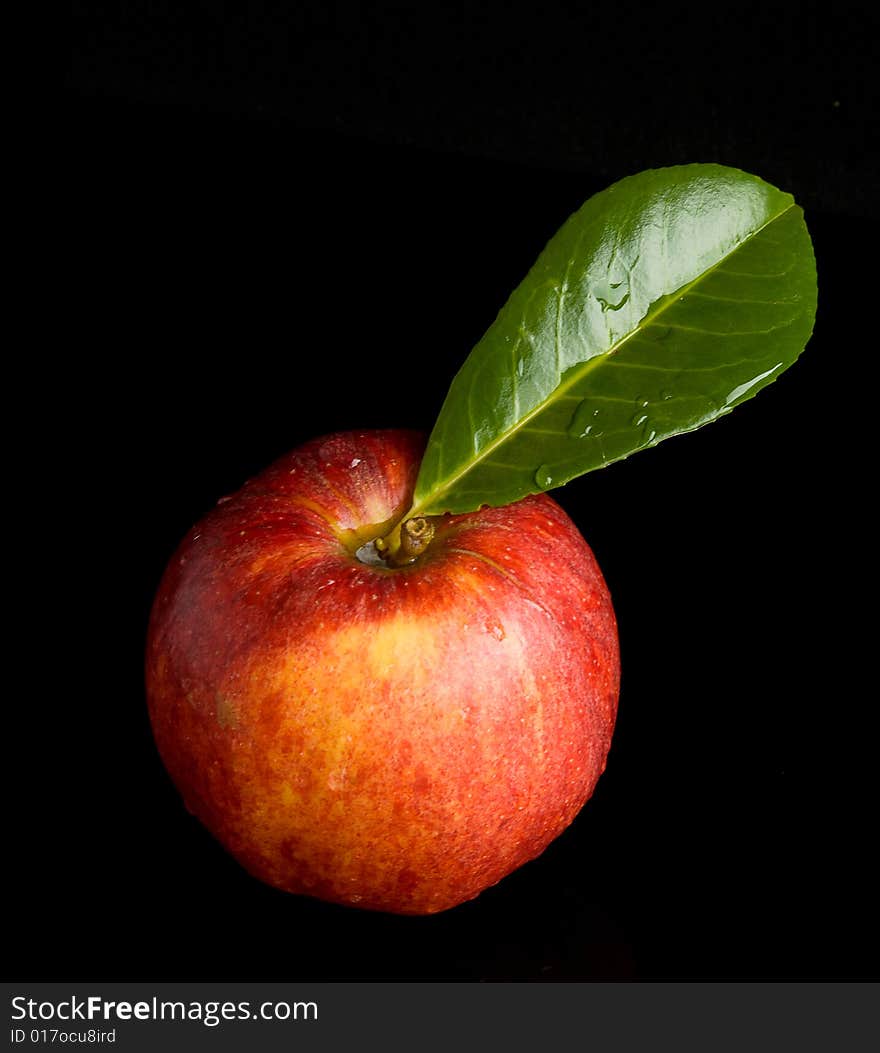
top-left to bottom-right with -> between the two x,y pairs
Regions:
146,429 -> 619,914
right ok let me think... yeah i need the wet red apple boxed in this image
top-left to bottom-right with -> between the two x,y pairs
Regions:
145,429 -> 619,914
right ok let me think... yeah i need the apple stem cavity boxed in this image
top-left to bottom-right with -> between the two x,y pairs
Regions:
375,517 -> 436,567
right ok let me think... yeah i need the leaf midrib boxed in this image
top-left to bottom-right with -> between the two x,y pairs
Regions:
409,200 -> 796,519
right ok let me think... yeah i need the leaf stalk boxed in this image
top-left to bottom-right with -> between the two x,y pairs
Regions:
375,516 -> 436,567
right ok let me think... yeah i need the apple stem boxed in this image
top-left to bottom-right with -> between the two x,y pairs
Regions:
375,517 -> 435,567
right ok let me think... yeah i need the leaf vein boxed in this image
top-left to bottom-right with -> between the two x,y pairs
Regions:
664,322 -> 789,337
686,291 -> 798,305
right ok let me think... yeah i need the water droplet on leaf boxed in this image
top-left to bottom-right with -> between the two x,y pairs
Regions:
724,362 -> 785,406
593,277 -> 630,313
569,405 -> 604,439
533,465 -> 554,489
596,291 -> 631,313
567,400 -> 597,439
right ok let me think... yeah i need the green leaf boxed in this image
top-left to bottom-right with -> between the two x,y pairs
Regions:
409,164 -> 817,517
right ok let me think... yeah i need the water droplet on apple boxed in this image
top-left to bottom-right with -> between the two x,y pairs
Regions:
485,620 -> 506,641
354,540 -> 386,566
349,458 -> 361,468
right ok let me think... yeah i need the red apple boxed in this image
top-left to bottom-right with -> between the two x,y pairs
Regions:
146,430 -> 619,914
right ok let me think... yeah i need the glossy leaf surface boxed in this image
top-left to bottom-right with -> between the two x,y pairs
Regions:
409,165 -> 817,517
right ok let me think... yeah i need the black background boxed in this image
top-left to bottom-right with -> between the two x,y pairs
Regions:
36,0 -> 877,981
